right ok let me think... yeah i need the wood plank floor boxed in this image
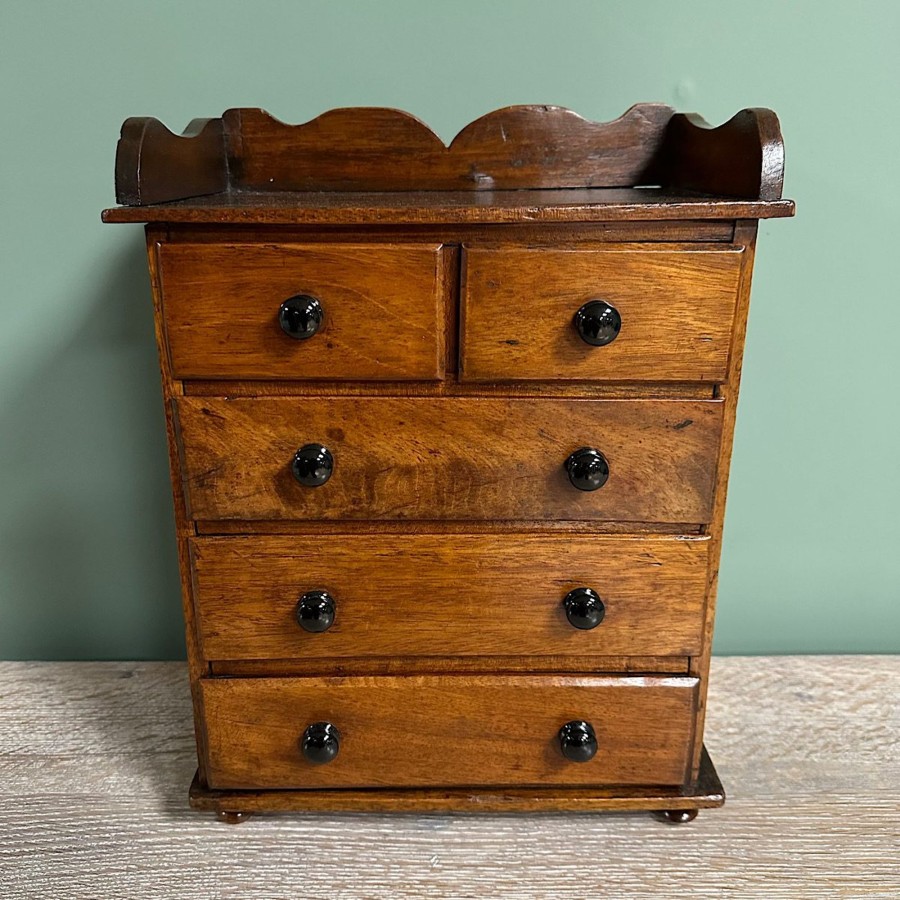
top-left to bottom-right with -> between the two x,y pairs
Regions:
0,657 -> 897,898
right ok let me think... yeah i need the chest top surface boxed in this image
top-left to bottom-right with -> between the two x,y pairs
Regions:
102,104 -> 794,226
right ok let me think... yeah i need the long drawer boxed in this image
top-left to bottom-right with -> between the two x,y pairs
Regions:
200,674 -> 698,789
175,397 -> 723,523
191,533 -> 709,661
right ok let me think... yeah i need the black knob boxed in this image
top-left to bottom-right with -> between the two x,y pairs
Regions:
565,447 -> 609,491
291,443 -> 333,487
301,722 -> 341,764
563,587 -> 606,630
278,294 -> 324,340
295,590 -> 335,633
573,299 -> 621,346
558,720 -> 598,762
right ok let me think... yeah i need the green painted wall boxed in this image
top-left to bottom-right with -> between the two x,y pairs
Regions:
1,1 -> 897,659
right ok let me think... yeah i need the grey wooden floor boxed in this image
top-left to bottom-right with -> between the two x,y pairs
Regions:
0,657 -> 897,899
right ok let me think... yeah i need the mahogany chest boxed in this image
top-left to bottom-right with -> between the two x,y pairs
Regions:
103,104 -> 793,822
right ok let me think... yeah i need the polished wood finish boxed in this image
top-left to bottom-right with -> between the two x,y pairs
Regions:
190,745 -> 722,815
649,109 -> 786,201
115,117 -> 226,206
104,104 -> 792,817
190,533 -> 709,661
143,227 -> 212,784
156,242 -> 446,381
103,103 -> 793,227
194,520 -> 705,535
200,674 -> 698,789
688,220 -> 761,780
210,655 -> 690,677
227,105 -> 677,192
461,244 -> 743,382
174,396 -> 723,522
161,219 -> 739,245
107,104 -> 787,207
183,380 -> 717,399
102,188 -> 793,226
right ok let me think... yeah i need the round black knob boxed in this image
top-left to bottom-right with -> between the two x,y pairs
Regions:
563,587 -> 606,630
301,722 -> 341,764
295,590 -> 335,633
565,447 -> 609,492
291,443 -> 333,487
278,294 -> 324,340
558,720 -> 598,762
573,299 -> 621,346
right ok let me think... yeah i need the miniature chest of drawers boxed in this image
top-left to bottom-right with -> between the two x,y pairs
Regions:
104,104 -> 793,822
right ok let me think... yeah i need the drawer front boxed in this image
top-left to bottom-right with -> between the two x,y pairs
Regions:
200,675 -> 698,789
192,534 -> 709,661
156,242 -> 446,381
460,245 -> 743,382
175,397 -> 723,523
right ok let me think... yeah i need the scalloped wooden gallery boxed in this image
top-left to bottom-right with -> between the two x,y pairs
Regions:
103,105 -> 793,821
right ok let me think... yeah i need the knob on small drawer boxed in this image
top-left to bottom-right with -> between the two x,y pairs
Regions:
563,587 -> 606,630
291,443 -> 333,486
295,590 -> 335,633
558,720 -> 598,762
278,294 -> 324,340
573,299 -> 621,346
565,447 -> 609,491
301,722 -> 341,764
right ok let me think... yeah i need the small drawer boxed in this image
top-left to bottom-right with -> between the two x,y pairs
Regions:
460,244 -> 743,382
200,674 -> 698,789
175,396 -> 723,523
191,533 -> 709,661
155,242 -> 447,381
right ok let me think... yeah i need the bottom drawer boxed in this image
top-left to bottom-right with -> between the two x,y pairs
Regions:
200,675 -> 698,790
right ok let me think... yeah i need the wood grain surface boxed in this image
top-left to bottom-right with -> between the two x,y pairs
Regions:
1,657 -> 896,898
102,186 -> 795,225
209,655 -> 690,677
199,674 -> 697,789
461,245 -> 742,382
182,379 -> 717,400
107,105 -> 792,209
160,218 -> 739,245
157,242 -> 446,381
648,108 -> 786,201
175,397 -> 723,523
225,105 -> 677,192
114,116 -> 227,205
190,533 -> 709,661
144,227 -> 212,784
190,749 -> 722,814
687,221 -> 759,779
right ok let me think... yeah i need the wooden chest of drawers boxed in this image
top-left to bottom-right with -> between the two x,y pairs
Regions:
104,104 -> 792,822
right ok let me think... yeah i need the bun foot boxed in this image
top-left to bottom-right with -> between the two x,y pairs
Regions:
216,810 -> 252,825
653,808 -> 699,824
